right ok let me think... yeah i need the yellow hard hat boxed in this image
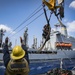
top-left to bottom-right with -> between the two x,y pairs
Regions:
11,45 -> 25,60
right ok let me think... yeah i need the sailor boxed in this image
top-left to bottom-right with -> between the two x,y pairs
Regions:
3,37 -> 29,75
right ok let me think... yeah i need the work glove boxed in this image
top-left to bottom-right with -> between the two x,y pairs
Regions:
5,37 -> 9,45
20,37 -> 25,45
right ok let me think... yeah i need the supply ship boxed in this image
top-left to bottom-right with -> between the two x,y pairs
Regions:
23,23 -> 75,63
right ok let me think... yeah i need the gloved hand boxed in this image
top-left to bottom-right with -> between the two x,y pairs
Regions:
5,37 -> 9,45
20,37 -> 25,45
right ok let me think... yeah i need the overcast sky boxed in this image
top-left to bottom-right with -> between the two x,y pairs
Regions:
0,0 -> 75,47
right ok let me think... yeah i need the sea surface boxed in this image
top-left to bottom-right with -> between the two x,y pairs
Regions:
0,59 -> 75,75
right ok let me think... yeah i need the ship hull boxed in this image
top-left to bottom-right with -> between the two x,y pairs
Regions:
28,50 -> 75,75
0,50 -> 75,62
28,50 -> 75,63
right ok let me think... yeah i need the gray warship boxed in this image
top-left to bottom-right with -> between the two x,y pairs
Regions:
0,22 -> 75,62
23,23 -> 75,63
22,24 -> 75,74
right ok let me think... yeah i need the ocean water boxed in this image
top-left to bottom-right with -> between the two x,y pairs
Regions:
0,59 -> 75,75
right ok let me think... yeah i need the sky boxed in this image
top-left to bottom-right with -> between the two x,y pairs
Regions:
0,0 -> 75,48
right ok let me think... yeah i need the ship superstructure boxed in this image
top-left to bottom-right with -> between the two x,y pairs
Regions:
44,23 -> 75,50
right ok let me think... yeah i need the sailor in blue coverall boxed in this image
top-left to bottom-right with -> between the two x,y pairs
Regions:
3,37 -> 29,75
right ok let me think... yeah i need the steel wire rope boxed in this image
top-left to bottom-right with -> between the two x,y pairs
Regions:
7,4 -> 42,37
9,9 -> 49,38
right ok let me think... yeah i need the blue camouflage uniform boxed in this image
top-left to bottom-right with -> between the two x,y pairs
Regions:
3,44 -> 29,68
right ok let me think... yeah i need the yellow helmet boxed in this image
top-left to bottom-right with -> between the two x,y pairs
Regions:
11,45 -> 25,60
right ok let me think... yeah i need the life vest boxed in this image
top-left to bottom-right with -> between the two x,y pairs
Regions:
5,58 -> 29,75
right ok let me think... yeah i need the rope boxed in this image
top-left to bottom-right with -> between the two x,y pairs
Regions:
7,4 -> 43,37
38,3 -> 52,51
9,11 -> 44,38
42,3 -> 49,25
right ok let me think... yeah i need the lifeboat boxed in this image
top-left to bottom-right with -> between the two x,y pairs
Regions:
64,43 -> 72,47
64,43 -> 68,47
68,43 -> 72,47
56,42 -> 72,47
